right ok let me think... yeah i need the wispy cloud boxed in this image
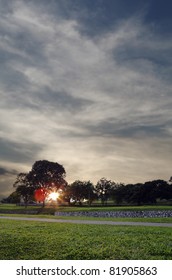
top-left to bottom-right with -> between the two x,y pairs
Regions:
0,0 -> 172,196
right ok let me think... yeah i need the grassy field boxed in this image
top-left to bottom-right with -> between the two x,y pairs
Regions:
0,219 -> 172,260
1,213 -> 172,223
1,204 -> 172,260
1,203 -> 172,213
1,203 -> 172,223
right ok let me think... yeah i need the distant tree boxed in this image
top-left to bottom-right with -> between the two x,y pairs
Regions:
123,180 -> 171,205
153,179 -> 172,201
127,183 -> 149,205
26,160 -> 67,206
111,183 -> 126,205
119,182 -> 157,206
68,180 -> 96,206
1,191 -> 21,204
59,183 -> 71,205
95,178 -> 114,205
13,173 -> 34,207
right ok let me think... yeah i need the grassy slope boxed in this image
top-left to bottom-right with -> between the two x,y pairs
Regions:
0,219 -> 172,260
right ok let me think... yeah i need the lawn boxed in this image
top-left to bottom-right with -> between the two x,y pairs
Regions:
0,219 -> 172,260
1,203 -> 172,223
1,213 -> 172,223
1,203 -> 172,213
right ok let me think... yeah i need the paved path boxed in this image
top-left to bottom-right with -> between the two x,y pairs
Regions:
1,216 -> 172,227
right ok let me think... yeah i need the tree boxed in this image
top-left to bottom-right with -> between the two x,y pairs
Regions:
118,182 -> 157,206
111,183 -> 126,205
1,191 -> 21,204
26,160 -> 67,205
121,180 -> 171,205
95,178 -> 114,205
13,173 -> 34,207
59,183 -> 71,205
67,180 -> 96,206
126,183 -> 147,205
153,179 -> 172,201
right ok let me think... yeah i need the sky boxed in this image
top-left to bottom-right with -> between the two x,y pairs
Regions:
0,0 -> 172,198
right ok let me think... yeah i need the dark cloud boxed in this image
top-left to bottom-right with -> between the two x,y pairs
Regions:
0,64 -> 30,94
10,0 -> 146,38
0,167 -> 18,176
46,0 -> 146,37
36,87 -> 93,113
84,120 -> 169,139
0,138 -> 44,163
114,124 -> 167,138
115,44 -> 172,69
0,0 -> 13,13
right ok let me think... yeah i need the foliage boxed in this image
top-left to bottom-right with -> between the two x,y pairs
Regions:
27,160 -> 66,191
1,191 -> 21,204
67,180 -> 97,206
110,183 -> 126,204
13,173 -> 34,206
10,159 -> 172,207
154,180 -> 172,200
95,178 -> 114,205
112,180 -> 172,206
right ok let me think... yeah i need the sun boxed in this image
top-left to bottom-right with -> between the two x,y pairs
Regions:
48,192 -> 59,201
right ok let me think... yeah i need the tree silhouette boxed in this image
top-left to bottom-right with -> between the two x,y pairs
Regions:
67,180 -> 96,206
13,173 -> 34,207
95,178 -> 114,205
27,160 -> 67,205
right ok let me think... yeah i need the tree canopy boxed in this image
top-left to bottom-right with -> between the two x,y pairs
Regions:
27,160 -> 66,190
67,180 -> 97,206
13,160 -> 67,206
95,178 -> 114,205
13,172 -> 34,206
9,159 -> 172,206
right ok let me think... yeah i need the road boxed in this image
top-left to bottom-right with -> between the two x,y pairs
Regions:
1,216 -> 172,227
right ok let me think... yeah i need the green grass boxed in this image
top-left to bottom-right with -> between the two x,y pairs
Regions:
0,219 -> 172,260
1,203 -> 172,223
0,203 -> 172,213
0,203 -> 38,210
53,205 -> 172,212
1,213 -> 172,223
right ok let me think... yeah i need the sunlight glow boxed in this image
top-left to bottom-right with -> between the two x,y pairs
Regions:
48,192 -> 59,201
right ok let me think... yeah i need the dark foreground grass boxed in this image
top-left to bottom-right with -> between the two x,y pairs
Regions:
0,219 -> 172,260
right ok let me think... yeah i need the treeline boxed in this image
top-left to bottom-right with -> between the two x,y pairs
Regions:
2,160 -> 172,206
63,178 -> 172,206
